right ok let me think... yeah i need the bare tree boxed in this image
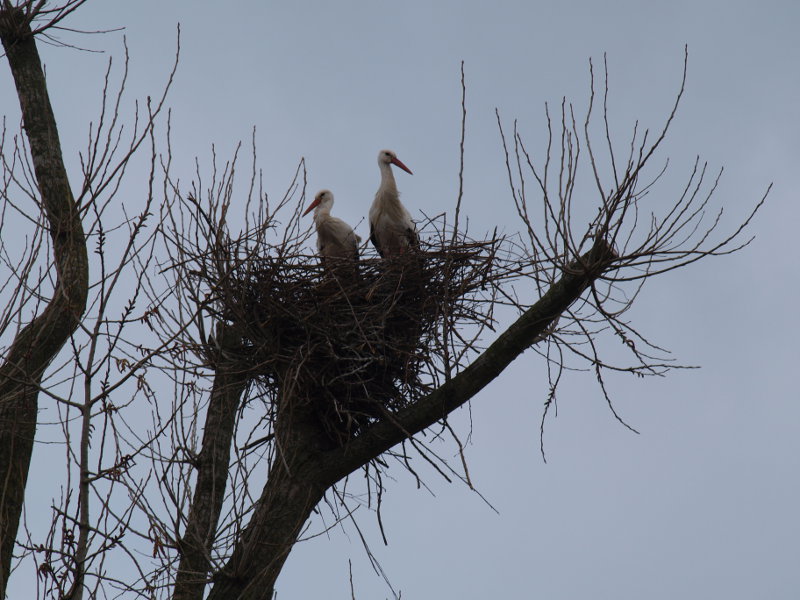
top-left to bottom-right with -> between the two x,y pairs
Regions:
0,3 -> 768,600
0,2 -> 176,598
139,53 -> 765,600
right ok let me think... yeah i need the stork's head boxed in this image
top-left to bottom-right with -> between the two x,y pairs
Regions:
378,149 -> 413,175
303,189 -> 334,216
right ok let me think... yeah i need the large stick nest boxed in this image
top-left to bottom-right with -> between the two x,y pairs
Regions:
200,237 -> 504,440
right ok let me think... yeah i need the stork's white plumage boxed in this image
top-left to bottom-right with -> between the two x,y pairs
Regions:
369,149 -> 417,257
303,190 -> 361,263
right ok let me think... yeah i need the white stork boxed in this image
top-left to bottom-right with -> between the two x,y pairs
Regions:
369,149 -> 418,257
303,189 -> 361,265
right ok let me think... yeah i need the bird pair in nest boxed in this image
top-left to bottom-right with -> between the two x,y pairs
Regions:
302,149 -> 418,265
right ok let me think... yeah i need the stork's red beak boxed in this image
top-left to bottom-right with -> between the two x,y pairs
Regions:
302,197 -> 320,216
391,156 -> 413,175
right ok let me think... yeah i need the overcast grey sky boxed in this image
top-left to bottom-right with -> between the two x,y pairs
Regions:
3,1 -> 799,598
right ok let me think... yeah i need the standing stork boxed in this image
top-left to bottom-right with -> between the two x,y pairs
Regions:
303,189 -> 361,267
369,149 -> 418,257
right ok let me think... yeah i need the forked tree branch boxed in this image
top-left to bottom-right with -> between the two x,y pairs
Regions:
205,239 -> 616,599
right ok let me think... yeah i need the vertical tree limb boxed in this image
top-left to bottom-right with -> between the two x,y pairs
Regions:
0,8 -> 88,594
174,324 -> 250,600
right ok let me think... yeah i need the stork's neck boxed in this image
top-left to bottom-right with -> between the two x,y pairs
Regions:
377,162 -> 399,199
313,203 -> 332,226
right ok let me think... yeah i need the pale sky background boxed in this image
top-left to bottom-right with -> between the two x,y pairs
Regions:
2,1 -> 799,598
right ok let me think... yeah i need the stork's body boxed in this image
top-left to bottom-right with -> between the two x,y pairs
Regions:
369,149 -> 417,257
304,190 -> 361,263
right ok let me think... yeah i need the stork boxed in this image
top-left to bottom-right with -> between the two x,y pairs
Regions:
369,149 -> 418,257
303,189 -> 361,265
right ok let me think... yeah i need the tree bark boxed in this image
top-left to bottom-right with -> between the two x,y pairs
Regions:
0,9 -> 89,595
174,325 -> 250,600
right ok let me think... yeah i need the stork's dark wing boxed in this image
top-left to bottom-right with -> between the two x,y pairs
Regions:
369,223 -> 385,258
405,225 -> 420,250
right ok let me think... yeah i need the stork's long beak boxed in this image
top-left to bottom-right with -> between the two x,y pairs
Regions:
391,156 -> 413,175
302,197 -> 321,216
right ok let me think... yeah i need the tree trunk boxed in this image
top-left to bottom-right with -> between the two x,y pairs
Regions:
206,376 -> 335,600
206,456 -> 326,600
0,9 -> 88,595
